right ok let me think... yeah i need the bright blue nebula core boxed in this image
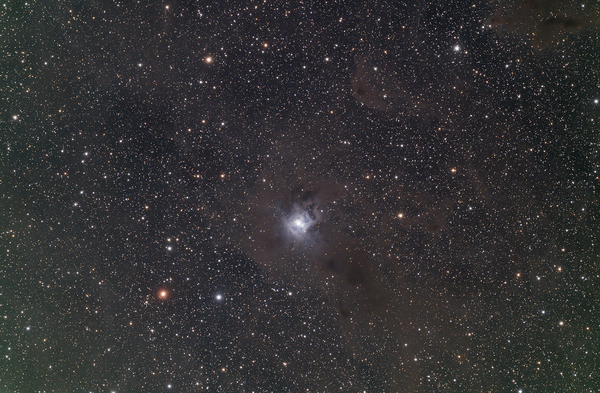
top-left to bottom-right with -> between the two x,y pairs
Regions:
284,203 -> 320,240
289,212 -> 312,234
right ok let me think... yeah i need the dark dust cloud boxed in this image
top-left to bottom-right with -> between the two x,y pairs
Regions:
487,0 -> 600,48
2,1 -> 599,392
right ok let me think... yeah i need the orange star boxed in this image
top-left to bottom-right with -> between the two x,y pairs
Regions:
158,289 -> 169,299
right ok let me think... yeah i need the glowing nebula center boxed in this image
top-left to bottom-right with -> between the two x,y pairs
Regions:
284,203 -> 319,240
289,213 -> 311,234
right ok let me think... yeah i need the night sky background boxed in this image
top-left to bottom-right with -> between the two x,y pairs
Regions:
2,0 -> 600,392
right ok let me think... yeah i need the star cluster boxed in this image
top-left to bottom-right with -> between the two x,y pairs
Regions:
1,0 -> 599,392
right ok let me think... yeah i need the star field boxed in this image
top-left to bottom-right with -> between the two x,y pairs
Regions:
1,0 -> 600,392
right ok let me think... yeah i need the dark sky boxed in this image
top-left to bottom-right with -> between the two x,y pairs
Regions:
2,0 -> 599,392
